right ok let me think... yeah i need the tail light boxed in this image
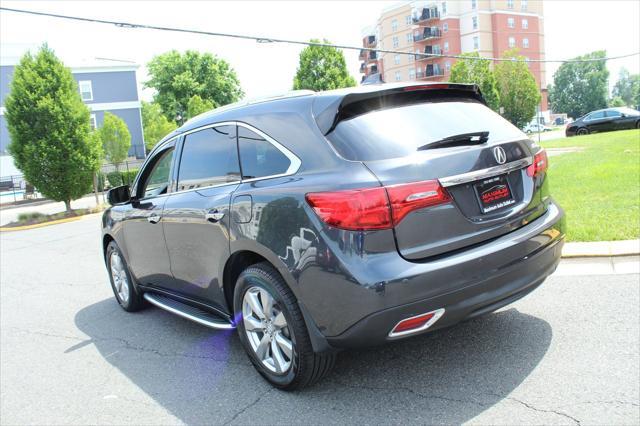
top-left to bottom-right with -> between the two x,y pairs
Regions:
389,308 -> 445,337
305,180 -> 450,231
526,149 -> 548,177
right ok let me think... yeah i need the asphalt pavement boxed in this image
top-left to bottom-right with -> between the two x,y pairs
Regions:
1,215 -> 638,425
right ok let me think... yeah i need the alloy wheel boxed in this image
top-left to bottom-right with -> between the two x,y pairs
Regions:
110,251 -> 130,303
242,286 -> 293,374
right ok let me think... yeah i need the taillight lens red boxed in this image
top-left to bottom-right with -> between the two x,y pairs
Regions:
386,180 -> 451,225
305,187 -> 392,230
305,180 -> 450,231
527,149 -> 548,177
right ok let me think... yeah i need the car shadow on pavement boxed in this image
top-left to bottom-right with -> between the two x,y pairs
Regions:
74,298 -> 552,424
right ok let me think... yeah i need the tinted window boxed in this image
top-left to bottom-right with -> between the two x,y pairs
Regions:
326,100 -> 524,161
587,111 -> 605,120
606,110 -> 622,118
140,147 -> 175,199
177,126 -> 240,191
238,126 -> 291,179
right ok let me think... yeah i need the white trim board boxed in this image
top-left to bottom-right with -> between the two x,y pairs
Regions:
87,101 -> 141,111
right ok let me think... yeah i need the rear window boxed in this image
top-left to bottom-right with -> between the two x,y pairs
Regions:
326,100 -> 525,161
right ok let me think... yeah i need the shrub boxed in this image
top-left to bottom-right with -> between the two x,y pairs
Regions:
18,212 -> 46,222
105,169 -> 139,188
106,171 -> 124,188
122,169 -> 139,185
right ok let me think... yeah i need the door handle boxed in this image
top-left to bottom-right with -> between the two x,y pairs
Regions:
147,213 -> 161,224
205,209 -> 225,223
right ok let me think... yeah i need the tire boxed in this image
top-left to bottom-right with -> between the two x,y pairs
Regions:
106,241 -> 145,312
234,262 -> 335,390
577,127 -> 589,136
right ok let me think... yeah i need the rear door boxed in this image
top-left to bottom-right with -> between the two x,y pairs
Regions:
161,124 -> 240,309
584,111 -> 608,133
325,93 -> 545,260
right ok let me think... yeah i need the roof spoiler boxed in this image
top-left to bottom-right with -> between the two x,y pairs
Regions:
313,83 -> 486,135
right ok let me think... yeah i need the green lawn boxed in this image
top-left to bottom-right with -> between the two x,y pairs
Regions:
540,129 -> 640,242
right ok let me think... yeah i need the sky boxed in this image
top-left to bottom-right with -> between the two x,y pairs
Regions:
1,0 -> 639,101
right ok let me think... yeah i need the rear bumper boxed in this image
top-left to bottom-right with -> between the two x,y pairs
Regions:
303,201 -> 565,349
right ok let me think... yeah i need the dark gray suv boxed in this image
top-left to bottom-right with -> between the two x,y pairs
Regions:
102,83 -> 565,389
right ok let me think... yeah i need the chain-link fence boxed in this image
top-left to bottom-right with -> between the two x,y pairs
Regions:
0,159 -> 145,206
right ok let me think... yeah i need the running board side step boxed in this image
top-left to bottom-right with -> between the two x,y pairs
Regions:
143,293 -> 236,330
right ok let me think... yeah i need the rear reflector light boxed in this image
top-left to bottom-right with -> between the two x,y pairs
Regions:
527,149 -> 548,177
305,180 -> 450,231
389,308 -> 445,337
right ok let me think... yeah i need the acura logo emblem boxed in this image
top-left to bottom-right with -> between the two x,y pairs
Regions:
493,146 -> 507,164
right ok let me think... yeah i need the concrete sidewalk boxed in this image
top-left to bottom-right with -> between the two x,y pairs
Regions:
563,239 -> 640,258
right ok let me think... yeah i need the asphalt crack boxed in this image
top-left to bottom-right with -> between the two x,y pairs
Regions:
222,387 -> 274,425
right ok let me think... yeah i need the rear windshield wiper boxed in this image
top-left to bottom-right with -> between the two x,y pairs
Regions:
417,131 -> 489,151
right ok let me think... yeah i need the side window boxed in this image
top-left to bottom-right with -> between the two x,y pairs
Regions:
139,147 -> 175,199
606,110 -> 621,118
177,125 -> 240,191
238,126 -> 291,179
588,111 -> 605,120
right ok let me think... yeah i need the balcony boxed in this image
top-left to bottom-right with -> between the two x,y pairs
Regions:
413,8 -> 440,24
365,35 -> 376,48
368,50 -> 378,60
415,45 -> 442,60
360,63 -> 366,73
413,27 -> 441,42
424,67 -> 444,78
359,49 -> 366,60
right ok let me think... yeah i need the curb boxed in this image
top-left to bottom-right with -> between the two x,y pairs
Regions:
561,239 -> 640,258
0,212 -> 102,232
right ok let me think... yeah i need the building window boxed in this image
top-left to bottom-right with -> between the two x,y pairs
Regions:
394,54 -> 401,65
508,37 -> 516,48
523,38 -> 529,48
415,49 -> 421,61
521,0 -> 528,11
90,114 -> 97,130
444,41 -> 449,52
507,17 -> 515,28
78,80 -> 93,101
471,0 -> 476,10
507,0 -> 514,9
409,52 -> 414,62
443,22 -> 449,33
395,71 -> 402,81
445,61 -> 451,73
391,19 -> 398,32
522,18 -> 529,29
409,68 -> 416,80
472,16 -> 478,30
473,36 -> 479,50
392,36 -> 399,48
442,2 -> 447,15
406,32 -> 413,43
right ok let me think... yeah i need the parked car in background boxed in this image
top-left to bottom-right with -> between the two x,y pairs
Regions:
524,123 -> 552,133
566,107 -> 640,136
102,83 -> 565,390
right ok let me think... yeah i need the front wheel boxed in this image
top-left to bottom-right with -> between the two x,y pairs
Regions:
234,262 -> 335,390
106,241 -> 145,312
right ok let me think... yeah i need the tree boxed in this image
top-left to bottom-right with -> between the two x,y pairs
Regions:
293,39 -> 357,91
186,94 -> 215,120
145,50 -> 243,124
611,68 -> 640,108
608,96 -> 626,107
5,45 -> 102,213
449,52 -> 500,111
548,50 -> 609,119
494,49 -> 541,129
99,112 -> 131,170
141,101 -> 177,151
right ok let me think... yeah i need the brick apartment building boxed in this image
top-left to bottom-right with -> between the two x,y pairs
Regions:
360,0 -> 549,122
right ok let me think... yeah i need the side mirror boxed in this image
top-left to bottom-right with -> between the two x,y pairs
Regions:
107,185 -> 131,205
620,113 -> 627,118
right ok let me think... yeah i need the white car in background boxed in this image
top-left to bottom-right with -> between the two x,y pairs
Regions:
524,123 -> 552,133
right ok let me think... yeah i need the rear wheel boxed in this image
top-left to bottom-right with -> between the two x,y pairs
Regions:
106,241 -> 145,312
577,127 -> 589,136
234,262 -> 335,390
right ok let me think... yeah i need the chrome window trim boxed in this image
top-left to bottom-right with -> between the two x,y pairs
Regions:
438,156 -> 532,188
168,121 -> 302,196
131,137 -> 179,198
